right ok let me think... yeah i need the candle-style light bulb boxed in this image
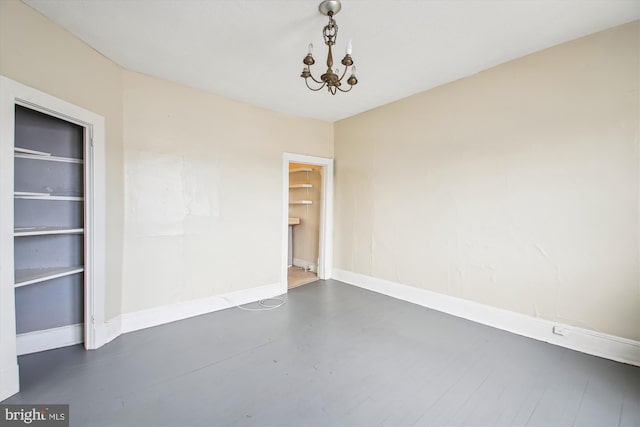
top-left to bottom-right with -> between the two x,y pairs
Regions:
347,64 -> 358,86
308,43 -> 314,54
346,39 -> 352,55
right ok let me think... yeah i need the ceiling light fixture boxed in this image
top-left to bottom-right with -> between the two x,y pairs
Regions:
301,0 -> 358,95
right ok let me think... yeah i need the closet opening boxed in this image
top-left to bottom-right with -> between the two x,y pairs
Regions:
13,105 -> 86,353
281,153 -> 333,292
0,76 -> 106,400
288,162 -> 322,288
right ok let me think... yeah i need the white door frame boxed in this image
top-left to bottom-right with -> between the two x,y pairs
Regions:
281,153 -> 333,292
0,76 -> 106,400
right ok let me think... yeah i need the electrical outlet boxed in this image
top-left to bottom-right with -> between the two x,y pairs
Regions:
552,325 -> 565,336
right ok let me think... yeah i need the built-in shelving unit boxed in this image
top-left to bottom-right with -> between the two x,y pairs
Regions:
289,168 -> 313,203
0,76 -> 109,393
12,105 -> 85,348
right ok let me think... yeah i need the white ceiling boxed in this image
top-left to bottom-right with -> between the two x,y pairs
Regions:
23,0 -> 640,122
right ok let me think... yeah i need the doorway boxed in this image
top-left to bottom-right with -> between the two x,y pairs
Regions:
0,76 -> 106,400
281,153 -> 333,292
288,162 -> 321,288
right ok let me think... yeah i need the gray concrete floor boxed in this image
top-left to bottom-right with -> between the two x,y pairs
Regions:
3,280 -> 640,426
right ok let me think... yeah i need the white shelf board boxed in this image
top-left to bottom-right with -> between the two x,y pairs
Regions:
14,193 -> 83,201
289,184 -> 313,189
289,167 -> 313,173
15,153 -> 83,164
14,147 -> 51,156
289,200 -> 313,205
14,191 -> 49,197
14,226 -> 84,237
15,266 -> 84,288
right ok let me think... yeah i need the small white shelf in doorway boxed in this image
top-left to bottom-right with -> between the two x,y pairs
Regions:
289,200 -> 313,205
289,167 -> 313,174
289,184 -> 313,189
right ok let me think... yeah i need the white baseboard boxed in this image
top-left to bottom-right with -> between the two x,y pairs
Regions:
94,316 -> 122,349
333,269 -> 640,366
0,363 -> 19,401
120,282 -> 282,334
92,282 -> 283,349
19,279 -> 283,353
16,324 -> 83,356
293,258 -> 317,273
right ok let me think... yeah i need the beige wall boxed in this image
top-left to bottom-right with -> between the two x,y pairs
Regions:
122,71 -> 333,313
0,0 -> 125,320
334,21 -> 640,340
289,163 -> 322,270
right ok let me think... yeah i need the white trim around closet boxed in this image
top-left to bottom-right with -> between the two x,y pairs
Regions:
0,75 -> 106,400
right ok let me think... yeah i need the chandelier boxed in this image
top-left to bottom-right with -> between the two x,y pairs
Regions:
301,0 -> 358,95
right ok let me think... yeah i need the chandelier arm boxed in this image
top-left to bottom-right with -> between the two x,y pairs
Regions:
336,84 -> 353,93
307,73 -> 325,85
338,65 -> 349,82
305,78 -> 326,92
